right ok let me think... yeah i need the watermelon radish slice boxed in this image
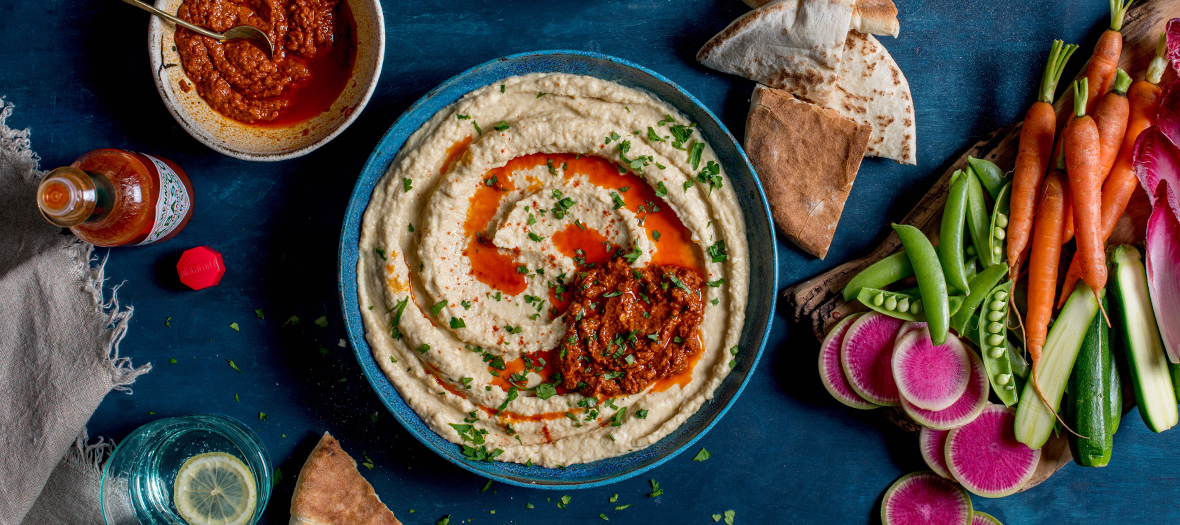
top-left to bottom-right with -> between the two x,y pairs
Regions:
945,405 -> 1041,498
819,313 -> 878,409
841,312 -> 907,406
971,512 -> 1003,525
898,321 -> 928,341
919,427 -> 956,481
880,471 -> 973,525
893,330 -> 971,411
902,349 -> 989,430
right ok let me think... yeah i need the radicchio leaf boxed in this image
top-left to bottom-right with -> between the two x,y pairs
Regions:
1146,203 -> 1180,363
1159,81 -> 1180,146
1168,18 -> 1180,74
1135,127 -> 1180,218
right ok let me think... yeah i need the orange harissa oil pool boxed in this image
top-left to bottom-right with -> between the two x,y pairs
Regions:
452,142 -> 705,298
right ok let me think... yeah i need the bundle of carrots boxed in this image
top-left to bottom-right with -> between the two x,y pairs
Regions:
1008,0 -> 1170,399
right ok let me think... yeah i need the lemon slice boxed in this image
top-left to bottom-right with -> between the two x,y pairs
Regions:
172,452 -> 257,525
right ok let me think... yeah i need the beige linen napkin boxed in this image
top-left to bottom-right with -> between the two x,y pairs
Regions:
0,100 -> 150,525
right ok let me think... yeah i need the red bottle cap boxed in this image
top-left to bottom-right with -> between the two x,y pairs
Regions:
177,246 -> 225,290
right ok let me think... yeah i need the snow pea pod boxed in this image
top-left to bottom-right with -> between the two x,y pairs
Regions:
964,168 -> 996,268
949,263 -> 1008,334
980,281 -> 1018,406
893,223 -> 950,344
989,181 -> 1011,266
841,251 -> 914,302
940,171 -> 971,294
967,156 -> 1009,200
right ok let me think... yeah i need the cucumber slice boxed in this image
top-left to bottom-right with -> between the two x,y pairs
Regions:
1068,295 -> 1118,467
1014,284 -> 1102,449
1110,245 -> 1177,433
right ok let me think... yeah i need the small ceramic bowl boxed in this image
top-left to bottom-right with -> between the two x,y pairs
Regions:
146,0 -> 384,161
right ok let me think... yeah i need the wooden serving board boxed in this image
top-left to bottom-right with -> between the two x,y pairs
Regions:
784,0 -> 1177,492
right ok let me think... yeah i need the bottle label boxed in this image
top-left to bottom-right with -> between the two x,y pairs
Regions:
136,153 -> 192,245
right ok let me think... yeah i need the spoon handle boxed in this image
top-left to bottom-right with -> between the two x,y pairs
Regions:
119,0 -> 225,41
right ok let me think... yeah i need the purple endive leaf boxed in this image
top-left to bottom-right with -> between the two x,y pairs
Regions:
1146,202 -> 1180,363
1134,127 -> 1180,216
1168,18 -> 1180,73
1159,81 -> 1180,146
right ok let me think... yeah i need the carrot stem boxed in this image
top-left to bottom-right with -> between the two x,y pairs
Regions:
1073,79 -> 1089,118
1039,40 -> 1080,104
1110,0 -> 1133,32
1111,68 -> 1132,94
1148,31 -> 1168,84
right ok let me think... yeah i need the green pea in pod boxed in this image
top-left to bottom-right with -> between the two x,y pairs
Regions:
989,181 -> 1012,266
892,223 -> 949,344
979,281 -> 1018,407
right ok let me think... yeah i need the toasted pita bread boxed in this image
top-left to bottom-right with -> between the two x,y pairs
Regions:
829,31 -> 916,164
290,433 -> 402,525
738,0 -> 899,37
699,0 -> 855,106
745,85 -> 871,258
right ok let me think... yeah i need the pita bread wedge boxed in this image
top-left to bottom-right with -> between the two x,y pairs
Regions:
745,85 -> 871,258
829,31 -> 916,164
699,0 -> 855,106
290,433 -> 402,525
738,0 -> 899,37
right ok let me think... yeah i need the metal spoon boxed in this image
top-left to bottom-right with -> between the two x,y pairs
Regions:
120,0 -> 274,58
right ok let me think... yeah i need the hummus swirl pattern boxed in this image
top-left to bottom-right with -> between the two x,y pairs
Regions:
358,73 -> 749,467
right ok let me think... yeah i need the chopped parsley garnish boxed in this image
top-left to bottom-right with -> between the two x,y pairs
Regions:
730,345 -> 740,368
374,247 -> 386,260
500,84 -> 505,92
254,308 -> 265,319
314,316 -> 328,327
696,160 -> 723,195
547,158 -> 558,175
450,317 -> 466,329
669,123 -> 694,149
460,377 -> 473,388
227,360 -> 242,373
493,120 -> 510,132
711,298 -> 720,306
603,371 -> 624,381
649,479 -> 663,497
707,240 -> 728,263
461,300 -> 472,309
692,448 -> 711,462
484,174 -> 497,187
415,344 -> 431,354
610,407 -> 627,426
456,114 -> 470,120
655,181 -> 668,198
707,278 -> 725,287
616,504 -> 631,510
636,408 -> 649,419
429,300 -> 448,316
683,179 -> 694,192
724,510 -> 736,525
537,92 -> 548,98
600,514 -> 609,521
473,121 -> 482,136
646,126 -> 664,142
516,266 -> 529,274
535,382 -> 557,400
259,412 -> 268,421
481,480 -> 493,492
688,142 -> 705,170
165,316 -> 171,327
528,232 -> 544,242
408,223 -> 415,232
652,230 -> 661,242
403,177 -> 412,192
527,213 -> 537,225
169,358 -> 177,365
504,325 -> 523,335
388,297 -> 409,340
526,503 -> 535,509
557,494 -> 572,509
605,131 -> 621,144
622,242 -> 642,264
229,322 -> 239,332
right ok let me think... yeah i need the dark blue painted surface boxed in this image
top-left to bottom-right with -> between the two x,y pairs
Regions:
3,0 -> 1178,522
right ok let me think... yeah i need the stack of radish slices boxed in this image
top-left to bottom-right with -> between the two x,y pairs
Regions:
821,312 -> 1042,523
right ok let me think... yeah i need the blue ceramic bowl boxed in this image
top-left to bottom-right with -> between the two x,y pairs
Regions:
338,50 -> 777,489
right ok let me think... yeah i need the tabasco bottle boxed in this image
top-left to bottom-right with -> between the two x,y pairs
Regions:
36,149 -> 194,247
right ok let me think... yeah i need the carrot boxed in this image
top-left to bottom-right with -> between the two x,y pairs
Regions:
1082,0 -> 1134,115
1092,69 -> 1132,182
1058,33 -> 1168,308
1007,40 -> 1078,279
1024,170 -> 1066,390
1064,79 -> 1108,303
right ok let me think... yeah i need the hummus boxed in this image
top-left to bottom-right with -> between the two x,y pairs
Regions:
357,73 -> 749,467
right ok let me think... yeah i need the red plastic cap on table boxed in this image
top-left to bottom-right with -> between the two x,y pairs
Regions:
177,246 -> 225,290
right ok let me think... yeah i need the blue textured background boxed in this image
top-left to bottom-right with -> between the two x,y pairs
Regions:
2,0 -> 1177,522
